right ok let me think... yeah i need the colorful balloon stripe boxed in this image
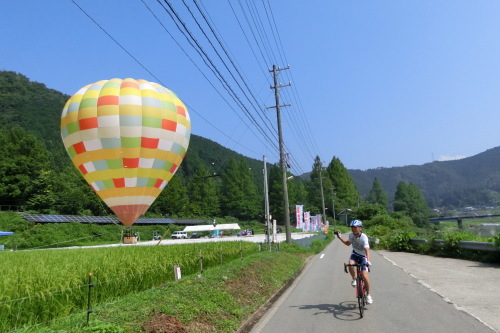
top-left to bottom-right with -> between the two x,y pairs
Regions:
61,78 -> 191,226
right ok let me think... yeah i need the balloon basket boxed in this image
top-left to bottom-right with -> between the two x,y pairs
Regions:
122,228 -> 138,244
123,236 -> 137,244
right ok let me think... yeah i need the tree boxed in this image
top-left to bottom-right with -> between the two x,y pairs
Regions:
267,164 -> 303,223
288,178 -> 309,210
51,166 -> 107,216
187,164 -> 220,217
0,126 -> 52,207
268,164 -> 284,222
355,204 -> 388,222
393,181 -> 430,227
393,181 -> 410,213
220,158 -> 261,220
150,174 -> 189,217
367,177 -> 388,209
25,170 -> 57,213
306,156 -> 333,216
326,156 -> 359,212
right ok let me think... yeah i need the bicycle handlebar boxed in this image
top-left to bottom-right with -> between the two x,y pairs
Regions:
344,263 -> 371,273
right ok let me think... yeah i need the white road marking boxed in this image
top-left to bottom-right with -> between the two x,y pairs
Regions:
320,253 -> 325,259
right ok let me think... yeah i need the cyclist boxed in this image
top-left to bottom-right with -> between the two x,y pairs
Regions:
335,219 -> 373,304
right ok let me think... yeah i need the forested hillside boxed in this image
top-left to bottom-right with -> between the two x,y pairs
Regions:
0,71 -> 69,167
350,147 -> 500,208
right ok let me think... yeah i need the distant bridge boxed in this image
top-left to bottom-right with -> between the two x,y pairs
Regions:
429,214 -> 500,223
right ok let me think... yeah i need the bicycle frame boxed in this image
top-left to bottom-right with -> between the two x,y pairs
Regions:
344,263 -> 369,318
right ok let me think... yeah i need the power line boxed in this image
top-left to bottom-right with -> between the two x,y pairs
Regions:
73,0 -> 277,173
232,0 -> 322,171
74,0 -> 318,175
71,0 -> 163,84
147,0 -> 282,167
257,0 -> 323,166
157,0 -> 278,151
184,0 -> 278,141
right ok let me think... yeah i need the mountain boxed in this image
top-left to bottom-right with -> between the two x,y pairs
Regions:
349,147 -> 500,208
0,70 -> 69,166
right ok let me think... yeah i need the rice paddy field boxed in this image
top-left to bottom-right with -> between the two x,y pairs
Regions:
0,241 -> 259,332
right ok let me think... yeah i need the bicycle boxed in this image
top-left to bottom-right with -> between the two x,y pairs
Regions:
344,263 -> 370,318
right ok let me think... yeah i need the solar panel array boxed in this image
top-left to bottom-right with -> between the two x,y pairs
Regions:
21,214 -> 209,226
22,214 -> 118,223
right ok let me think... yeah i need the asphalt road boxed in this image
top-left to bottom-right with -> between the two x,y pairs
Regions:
249,239 -> 498,333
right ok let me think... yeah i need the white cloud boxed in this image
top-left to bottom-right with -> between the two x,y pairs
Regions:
438,155 -> 467,161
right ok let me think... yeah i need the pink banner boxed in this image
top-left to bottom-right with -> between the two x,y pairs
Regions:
295,205 -> 303,229
314,214 -> 322,231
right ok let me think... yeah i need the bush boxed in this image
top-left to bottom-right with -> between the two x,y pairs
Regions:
368,213 -> 414,229
492,234 -> 500,248
355,205 -> 387,221
387,230 -> 417,252
443,231 -> 471,247
364,214 -> 414,249
364,225 -> 390,248
0,212 -> 33,232
438,231 -> 483,258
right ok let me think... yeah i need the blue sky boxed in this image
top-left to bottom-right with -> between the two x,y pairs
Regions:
1,1 -> 499,174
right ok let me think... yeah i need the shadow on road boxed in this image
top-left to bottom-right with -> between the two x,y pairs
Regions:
292,301 -> 365,321
466,262 -> 500,268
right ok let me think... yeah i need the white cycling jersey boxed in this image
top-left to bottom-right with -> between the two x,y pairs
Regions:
348,232 -> 370,257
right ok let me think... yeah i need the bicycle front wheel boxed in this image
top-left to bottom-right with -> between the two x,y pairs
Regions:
357,279 -> 365,318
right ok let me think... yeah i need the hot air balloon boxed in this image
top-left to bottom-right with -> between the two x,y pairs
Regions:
61,78 -> 191,227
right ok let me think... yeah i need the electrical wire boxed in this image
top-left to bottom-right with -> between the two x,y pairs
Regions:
157,0 -> 278,151
74,0 -> 321,174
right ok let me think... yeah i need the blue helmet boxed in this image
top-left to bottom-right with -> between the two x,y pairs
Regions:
349,219 -> 363,227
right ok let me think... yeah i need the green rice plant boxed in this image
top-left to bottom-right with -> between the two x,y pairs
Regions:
0,241 -> 258,332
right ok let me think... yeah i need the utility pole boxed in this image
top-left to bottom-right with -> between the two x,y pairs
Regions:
319,165 -> 327,225
263,156 -> 270,247
267,65 -> 291,243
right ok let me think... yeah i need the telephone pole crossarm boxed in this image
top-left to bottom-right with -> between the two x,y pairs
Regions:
268,66 -> 290,72
266,104 -> 291,109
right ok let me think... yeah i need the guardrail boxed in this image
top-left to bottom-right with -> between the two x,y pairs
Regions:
0,205 -> 20,212
409,238 -> 499,252
429,214 -> 500,222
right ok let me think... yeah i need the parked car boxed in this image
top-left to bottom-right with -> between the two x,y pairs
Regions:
190,233 -> 201,239
236,229 -> 252,237
171,231 -> 187,239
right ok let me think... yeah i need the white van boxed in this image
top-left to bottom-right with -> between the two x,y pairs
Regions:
171,231 -> 187,239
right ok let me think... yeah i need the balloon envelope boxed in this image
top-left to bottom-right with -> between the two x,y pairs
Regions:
61,78 -> 191,226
